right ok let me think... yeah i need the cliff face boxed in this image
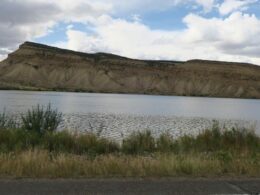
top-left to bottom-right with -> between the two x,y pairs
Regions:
0,42 -> 260,98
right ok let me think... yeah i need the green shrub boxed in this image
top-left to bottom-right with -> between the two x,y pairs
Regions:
221,127 -> 260,152
177,135 -> 196,153
182,124 -> 260,153
42,131 -> 119,155
42,131 -> 74,153
215,151 -> 233,163
122,131 -> 156,154
71,133 -> 119,155
21,104 -> 62,135
0,129 -> 40,152
94,137 -> 120,154
156,133 -> 177,153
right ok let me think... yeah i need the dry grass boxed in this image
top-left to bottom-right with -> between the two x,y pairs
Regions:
0,108 -> 259,178
0,150 -> 259,178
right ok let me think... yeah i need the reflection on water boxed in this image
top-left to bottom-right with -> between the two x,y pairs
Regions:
0,90 -> 259,138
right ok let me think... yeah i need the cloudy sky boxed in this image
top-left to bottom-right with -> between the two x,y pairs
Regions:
1,0 -> 260,64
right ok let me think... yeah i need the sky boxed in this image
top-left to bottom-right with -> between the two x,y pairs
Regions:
0,0 -> 260,64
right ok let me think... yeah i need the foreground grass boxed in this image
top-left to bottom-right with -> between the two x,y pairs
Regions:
0,127 -> 258,178
0,150 -> 259,178
0,105 -> 259,178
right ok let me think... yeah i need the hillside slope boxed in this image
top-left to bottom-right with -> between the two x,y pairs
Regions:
0,42 -> 260,98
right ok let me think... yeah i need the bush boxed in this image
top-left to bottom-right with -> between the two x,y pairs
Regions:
74,134 -> 119,155
42,131 -> 75,153
122,131 -> 156,154
178,135 -> 196,153
221,127 -> 260,152
0,129 -> 40,152
179,124 -> 260,153
156,133 -> 177,153
42,131 -> 120,155
21,104 -> 62,135
215,151 -> 233,163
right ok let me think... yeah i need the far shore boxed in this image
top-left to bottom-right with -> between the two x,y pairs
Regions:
0,87 -> 260,100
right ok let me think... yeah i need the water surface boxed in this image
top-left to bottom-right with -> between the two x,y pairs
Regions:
0,90 -> 259,138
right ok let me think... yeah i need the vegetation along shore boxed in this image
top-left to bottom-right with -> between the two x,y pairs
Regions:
0,105 -> 259,178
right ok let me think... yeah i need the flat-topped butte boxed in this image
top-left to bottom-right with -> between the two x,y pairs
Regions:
0,42 -> 260,98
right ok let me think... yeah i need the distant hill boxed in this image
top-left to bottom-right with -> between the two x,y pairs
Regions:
0,41 -> 260,98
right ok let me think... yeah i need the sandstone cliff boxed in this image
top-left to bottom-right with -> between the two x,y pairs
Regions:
0,42 -> 260,98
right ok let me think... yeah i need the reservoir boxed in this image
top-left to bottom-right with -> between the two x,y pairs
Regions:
0,90 -> 259,140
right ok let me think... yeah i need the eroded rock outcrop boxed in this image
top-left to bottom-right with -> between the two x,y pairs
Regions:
0,42 -> 260,98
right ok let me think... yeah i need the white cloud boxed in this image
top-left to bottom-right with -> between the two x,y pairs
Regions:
0,0 -> 187,55
0,0 -> 220,51
0,0 -> 260,65
58,12 -> 260,64
64,29 -> 111,53
219,0 -> 257,15
0,0 -> 111,55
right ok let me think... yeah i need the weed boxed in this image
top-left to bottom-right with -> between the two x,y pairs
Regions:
122,131 -> 156,154
21,104 -> 62,135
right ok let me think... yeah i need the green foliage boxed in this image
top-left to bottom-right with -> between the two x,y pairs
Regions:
42,131 -> 119,155
42,131 -> 75,153
215,151 -> 233,163
21,104 -> 62,135
122,131 -> 156,154
193,125 -> 260,153
0,129 -> 119,155
178,135 -> 196,153
156,133 -> 177,153
0,129 -> 40,152
0,106 -> 259,158
122,123 -> 259,155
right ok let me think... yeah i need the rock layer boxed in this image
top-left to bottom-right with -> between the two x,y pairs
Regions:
0,42 -> 260,98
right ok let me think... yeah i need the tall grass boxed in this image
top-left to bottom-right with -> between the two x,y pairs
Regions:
42,131 -> 119,155
0,105 -> 119,155
21,104 -> 62,135
0,109 -> 259,155
0,129 -> 119,155
0,105 -> 259,177
121,126 -> 259,155
176,124 -> 259,153
122,131 -> 156,154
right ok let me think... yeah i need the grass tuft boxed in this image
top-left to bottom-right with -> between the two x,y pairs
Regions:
122,131 -> 156,154
21,104 -> 62,135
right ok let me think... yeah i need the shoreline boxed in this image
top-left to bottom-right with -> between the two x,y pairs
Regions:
0,88 -> 259,100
